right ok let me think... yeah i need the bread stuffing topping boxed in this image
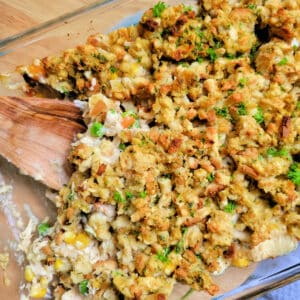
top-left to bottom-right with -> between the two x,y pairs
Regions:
19,0 -> 300,299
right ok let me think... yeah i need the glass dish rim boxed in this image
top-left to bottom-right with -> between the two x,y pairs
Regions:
0,0 -> 299,298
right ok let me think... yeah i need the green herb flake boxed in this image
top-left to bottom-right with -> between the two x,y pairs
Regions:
93,53 -> 108,63
153,1 -> 166,17
181,288 -> 194,300
122,111 -> 138,119
183,5 -> 193,13
179,61 -> 189,67
79,280 -> 89,295
182,226 -> 188,235
67,190 -> 76,201
297,101 -> 300,110
38,222 -> 50,237
110,66 -> 117,73
226,53 -> 236,59
195,27 -> 204,39
207,48 -> 217,62
156,247 -> 170,262
249,44 -> 258,61
60,86 -> 70,96
90,122 -> 104,137
237,102 -> 247,115
238,78 -> 247,88
140,190 -> 147,198
215,107 -> 229,118
267,147 -> 289,158
125,191 -> 133,200
207,173 -> 214,183
119,143 -> 126,150
223,200 -> 237,213
114,191 -> 126,204
197,57 -> 204,64
247,4 -> 257,10
287,163 -> 300,186
278,57 -> 288,66
253,107 -> 264,124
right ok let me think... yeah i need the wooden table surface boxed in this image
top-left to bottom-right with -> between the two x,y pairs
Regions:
0,0 -> 95,39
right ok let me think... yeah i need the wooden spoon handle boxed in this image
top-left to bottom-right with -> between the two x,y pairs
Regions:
0,96 -> 85,190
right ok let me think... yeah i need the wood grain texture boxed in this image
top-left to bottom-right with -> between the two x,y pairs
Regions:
0,96 -> 85,189
0,0 -> 95,39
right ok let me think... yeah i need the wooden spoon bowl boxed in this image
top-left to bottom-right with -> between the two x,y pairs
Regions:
0,96 -> 86,190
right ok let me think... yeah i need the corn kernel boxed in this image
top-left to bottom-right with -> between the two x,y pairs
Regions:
75,232 -> 90,250
63,231 -> 76,244
54,258 -> 63,271
110,73 -> 118,80
30,284 -> 47,298
164,261 -> 176,276
40,276 -> 48,287
232,257 -> 249,268
25,266 -> 34,282
130,63 -> 139,76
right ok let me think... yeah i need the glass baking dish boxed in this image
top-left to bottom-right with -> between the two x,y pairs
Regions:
0,0 -> 299,299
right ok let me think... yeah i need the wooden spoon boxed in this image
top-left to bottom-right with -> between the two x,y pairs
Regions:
0,96 -> 86,190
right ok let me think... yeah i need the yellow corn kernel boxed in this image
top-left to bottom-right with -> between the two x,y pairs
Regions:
130,63 -> 139,76
75,232 -> 90,250
164,261 -> 176,276
54,258 -> 63,272
232,257 -> 249,268
40,276 -> 48,287
63,231 -> 76,245
30,284 -> 47,298
25,266 -> 34,282
110,73 -> 118,80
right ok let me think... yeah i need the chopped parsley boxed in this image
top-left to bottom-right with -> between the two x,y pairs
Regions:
253,107 -> 264,124
93,53 -> 108,63
153,1 -> 166,17
207,173 -> 214,183
114,191 -> 126,204
179,61 -> 189,67
249,44 -> 259,62
67,189 -> 76,201
247,4 -> 257,10
183,5 -> 193,13
156,247 -> 170,262
278,57 -> 288,66
60,86 -> 70,96
207,48 -> 217,62
237,102 -> 247,115
122,111 -> 138,119
140,190 -> 147,198
79,280 -> 89,295
297,101 -> 300,110
125,191 -> 133,200
110,66 -> 117,73
38,222 -> 50,237
197,57 -> 204,64
267,147 -> 289,158
195,27 -> 204,39
223,200 -> 237,213
238,78 -> 247,88
226,53 -> 236,59
215,107 -> 229,118
287,163 -> 300,186
119,143 -> 126,150
90,122 -> 104,137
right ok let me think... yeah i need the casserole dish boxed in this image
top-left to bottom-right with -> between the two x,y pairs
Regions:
0,1 -> 299,299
